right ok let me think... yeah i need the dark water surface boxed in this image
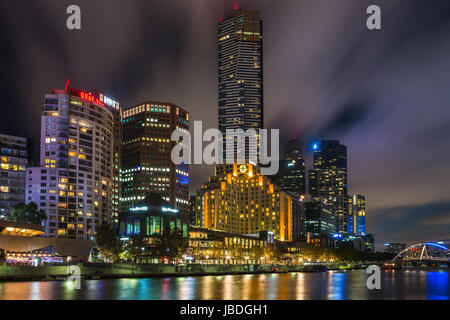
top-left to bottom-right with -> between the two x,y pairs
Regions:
0,270 -> 448,300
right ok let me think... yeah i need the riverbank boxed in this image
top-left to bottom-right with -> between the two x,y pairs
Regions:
0,263 -> 328,282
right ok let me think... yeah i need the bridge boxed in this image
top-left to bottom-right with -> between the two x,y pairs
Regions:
392,242 -> 449,264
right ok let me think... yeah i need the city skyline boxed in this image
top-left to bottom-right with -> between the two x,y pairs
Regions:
1,0 -> 450,248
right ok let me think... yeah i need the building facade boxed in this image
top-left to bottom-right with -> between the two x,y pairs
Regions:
188,226 -> 271,264
189,195 -> 196,226
119,193 -> 188,239
196,163 -> 301,242
26,87 -> 121,239
348,194 -> 366,235
304,199 -> 336,247
218,9 -> 263,160
121,102 -> 189,219
0,134 -> 31,219
271,138 -> 306,196
309,140 -> 348,234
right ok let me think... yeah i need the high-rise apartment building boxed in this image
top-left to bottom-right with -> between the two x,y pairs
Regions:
218,9 -> 263,161
120,102 -> 189,219
0,134 -> 32,219
348,194 -> 366,235
271,138 -> 306,196
26,87 -> 121,239
195,164 -> 302,242
309,140 -> 348,234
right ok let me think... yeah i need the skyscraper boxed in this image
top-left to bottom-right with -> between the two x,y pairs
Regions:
309,140 -> 348,234
120,102 -> 189,219
304,199 -> 336,247
0,134 -> 32,219
271,138 -> 306,196
26,87 -> 121,239
348,194 -> 366,235
218,9 -> 263,161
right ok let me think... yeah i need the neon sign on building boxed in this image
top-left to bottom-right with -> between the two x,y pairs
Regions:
70,89 -> 105,107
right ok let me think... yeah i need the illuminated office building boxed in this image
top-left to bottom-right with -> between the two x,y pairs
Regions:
271,138 -> 306,196
119,193 -> 188,240
195,164 -> 302,242
348,194 -> 366,235
0,134 -> 32,219
121,102 -> 189,219
26,86 -> 121,239
304,198 -> 336,247
218,9 -> 263,160
309,140 -> 348,234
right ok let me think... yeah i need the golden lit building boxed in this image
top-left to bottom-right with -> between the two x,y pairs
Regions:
195,164 -> 303,242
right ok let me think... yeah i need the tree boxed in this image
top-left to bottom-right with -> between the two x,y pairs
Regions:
125,234 -> 150,263
153,229 -> 188,263
96,223 -> 121,263
10,202 -> 47,225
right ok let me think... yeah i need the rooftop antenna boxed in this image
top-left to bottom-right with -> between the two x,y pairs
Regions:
65,76 -> 71,92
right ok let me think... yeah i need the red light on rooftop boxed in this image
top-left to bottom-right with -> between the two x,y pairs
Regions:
233,5 -> 239,11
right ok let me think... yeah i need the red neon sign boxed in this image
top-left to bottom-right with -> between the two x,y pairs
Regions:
70,89 -> 104,107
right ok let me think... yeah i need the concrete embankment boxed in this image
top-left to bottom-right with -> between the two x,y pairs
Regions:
0,263 -> 319,281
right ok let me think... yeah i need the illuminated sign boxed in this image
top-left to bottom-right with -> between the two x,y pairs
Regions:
130,206 -> 148,212
162,207 -> 179,213
70,89 -> 104,107
332,233 -> 343,239
99,94 -> 120,110
239,165 -> 248,173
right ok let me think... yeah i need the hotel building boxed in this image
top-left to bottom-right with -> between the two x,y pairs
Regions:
195,163 -> 302,242
121,102 -> 189,219
26,87 -> 121,239
0,134 -> 32,219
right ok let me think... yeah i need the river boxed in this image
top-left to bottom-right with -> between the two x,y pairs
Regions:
0,270 -> 448,300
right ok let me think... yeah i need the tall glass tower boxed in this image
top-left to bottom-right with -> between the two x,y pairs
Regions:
271,138 -> 306,196
309,140 -> 348,234
218,9 -> 263,161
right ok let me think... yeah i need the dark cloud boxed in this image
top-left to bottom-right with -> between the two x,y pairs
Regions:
1,0 -> 450,249
314,100 -> 373,138
371,202 -> 450,245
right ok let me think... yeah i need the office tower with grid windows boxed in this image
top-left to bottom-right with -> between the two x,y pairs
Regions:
25,87 -> 121,239
120,102 -> 189,219
218,9 -> 263,161
309,140 -> 348,234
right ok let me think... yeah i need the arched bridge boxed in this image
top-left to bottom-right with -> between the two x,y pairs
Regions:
392,242 -> 449,263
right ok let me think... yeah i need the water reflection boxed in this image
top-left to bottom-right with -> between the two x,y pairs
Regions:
0,270 -> 448,300
427,271 -> 449,300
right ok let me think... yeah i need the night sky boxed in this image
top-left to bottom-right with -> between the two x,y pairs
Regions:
1,0 -> 450,249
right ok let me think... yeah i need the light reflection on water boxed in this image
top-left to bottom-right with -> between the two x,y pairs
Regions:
0,270 -> 448,300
